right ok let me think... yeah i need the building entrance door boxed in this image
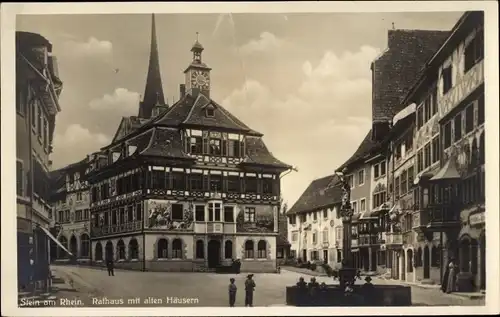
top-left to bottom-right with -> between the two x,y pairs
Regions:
208,240 -> 221,268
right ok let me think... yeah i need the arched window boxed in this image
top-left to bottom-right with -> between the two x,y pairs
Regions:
172,239 -> 183,259
58,236 -> 68,259
157,238 -> 168,259
95,242 -> 103,261
224,240 -> 233,259
80,234 -> 90,258
69,235 -> 78,256
117,239 -> 126,260
195,240 -> 204,259
407,249 -> 414,273
128,239 -> 139,260
257,240 -> 267,258
245,240 -> 254,258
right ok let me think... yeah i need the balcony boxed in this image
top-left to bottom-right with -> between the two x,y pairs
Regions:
358,234 -> 379,247
385,232 -> 403,247
413,204 -> 461,232
92,221 -> 142,237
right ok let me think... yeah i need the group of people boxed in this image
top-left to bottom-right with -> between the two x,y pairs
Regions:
228,274 -> 256,307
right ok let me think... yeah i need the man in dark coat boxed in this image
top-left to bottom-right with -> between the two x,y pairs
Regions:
106,258 -> 114,276
244,274 -> 256,307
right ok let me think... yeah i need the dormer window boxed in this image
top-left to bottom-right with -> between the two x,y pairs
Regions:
206,107 -> 215,117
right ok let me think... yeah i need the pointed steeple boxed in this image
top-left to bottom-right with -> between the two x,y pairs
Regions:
138,14 -> 166,119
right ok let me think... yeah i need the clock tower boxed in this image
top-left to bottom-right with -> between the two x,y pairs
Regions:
184,33 -> 211,98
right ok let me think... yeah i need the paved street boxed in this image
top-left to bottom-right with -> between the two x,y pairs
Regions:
36,265 -> 484,307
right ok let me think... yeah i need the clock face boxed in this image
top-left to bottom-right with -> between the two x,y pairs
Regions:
190,70 -> 210,89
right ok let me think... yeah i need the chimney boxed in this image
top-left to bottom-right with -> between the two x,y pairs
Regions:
180,84 -> 186,98
191,88 -> 200,98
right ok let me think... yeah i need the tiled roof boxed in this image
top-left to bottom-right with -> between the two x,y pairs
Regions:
286,174 -> 342,215
140,127 -> 194,160
372,29 -> 450,122
112,116 -> 149,143
240,136 -> 291,169
183,94 -> 257,132
336,129 -> 378,172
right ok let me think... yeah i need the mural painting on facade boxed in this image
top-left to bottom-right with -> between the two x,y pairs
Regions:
236,205 -> 275,233
148,200 -> 194,230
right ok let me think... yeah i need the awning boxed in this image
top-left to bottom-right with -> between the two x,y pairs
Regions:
430,159 -> 461,182
360,211 -> 378,220
414,171 -> 435,186
39,226 -> 73,256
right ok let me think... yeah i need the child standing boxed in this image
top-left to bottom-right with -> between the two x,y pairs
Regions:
228,278 -> 237,307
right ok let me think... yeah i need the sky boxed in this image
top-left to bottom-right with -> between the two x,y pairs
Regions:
17,12 -> 463,207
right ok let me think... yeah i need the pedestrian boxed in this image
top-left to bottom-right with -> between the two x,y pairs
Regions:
244,274 -> 256,307
106,258 -> 114,276
228,278 -> 237,307
441,257 -> 457,293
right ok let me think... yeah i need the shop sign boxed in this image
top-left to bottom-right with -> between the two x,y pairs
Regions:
469,211 -> 485,226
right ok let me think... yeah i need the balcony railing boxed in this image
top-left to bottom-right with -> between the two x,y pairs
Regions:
385,232 -> 403,246
194,222 -> 236,234
413,204 -> 461,231
92,221 -> 142,237
358,235 -> 379,246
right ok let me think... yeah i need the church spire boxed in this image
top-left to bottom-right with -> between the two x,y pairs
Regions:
138,13 -> 166,119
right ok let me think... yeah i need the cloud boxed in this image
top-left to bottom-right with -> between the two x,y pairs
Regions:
221,46 -> 381,205
239,32 -> 284,55
89,88 -> 140,115
52,124 -> 110,168
62,37 -> 113,57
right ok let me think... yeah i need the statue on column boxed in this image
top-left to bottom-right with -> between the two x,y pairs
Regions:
338,169 -> 353,218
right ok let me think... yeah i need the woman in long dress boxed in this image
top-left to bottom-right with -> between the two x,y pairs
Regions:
444,258 -> 457,293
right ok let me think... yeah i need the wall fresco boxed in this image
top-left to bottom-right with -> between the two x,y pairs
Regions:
147,200 -> 194,231
236,205 -> 275,233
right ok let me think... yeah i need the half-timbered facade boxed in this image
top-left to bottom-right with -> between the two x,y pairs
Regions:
86,15 -> 291,273
432,11 -> 485,292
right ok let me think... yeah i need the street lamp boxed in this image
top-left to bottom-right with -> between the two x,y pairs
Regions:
335,168 -> 358,290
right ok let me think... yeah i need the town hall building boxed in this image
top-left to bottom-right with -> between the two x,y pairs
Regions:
86,15 -> 292,273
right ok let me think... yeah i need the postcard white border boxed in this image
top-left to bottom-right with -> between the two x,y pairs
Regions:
1,1 -> 499,316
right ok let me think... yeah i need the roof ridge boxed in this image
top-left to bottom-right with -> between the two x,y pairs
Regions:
139,127 -> 157,155
210,99 -> 252,130
182,93 -> 208,124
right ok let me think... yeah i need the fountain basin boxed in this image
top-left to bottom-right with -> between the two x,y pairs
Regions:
285,284 -> 412,306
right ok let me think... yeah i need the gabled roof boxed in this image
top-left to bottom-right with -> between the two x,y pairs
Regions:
336,129 -> 378,172
240,136 -> 291,169
182,94 -> 256,132
287,174 -> 342,215
112,116 -> 149,143
140,127 -> 194,160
